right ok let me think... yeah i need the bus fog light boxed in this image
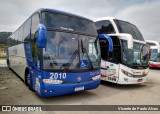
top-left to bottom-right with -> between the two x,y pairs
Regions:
43,79 -> 63,84
92,75 -> 100,80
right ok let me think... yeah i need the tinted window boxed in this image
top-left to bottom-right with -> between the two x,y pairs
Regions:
95,20 -> 115,34
11,34 -> 15,46
18,25 -> 24,42
130,24 -> 144,41
41,12 -> 97,35
114,19 -> 144,41
8,35 -> 14,47
15,31 -> 18,45
31,13 -> 40,40
23,18 -> 31,41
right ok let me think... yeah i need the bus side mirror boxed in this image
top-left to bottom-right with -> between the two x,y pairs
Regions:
98,34 -> 113,52
36,24 -> 47,48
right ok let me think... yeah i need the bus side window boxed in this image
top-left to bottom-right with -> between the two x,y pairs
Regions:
31,13 -> 40,67
99,39 -> 109,61
23,18 -> 31,42
31,13 -> 40,40
95,20 -> 115,34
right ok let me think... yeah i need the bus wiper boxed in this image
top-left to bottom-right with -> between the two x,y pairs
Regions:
81,39 -> 94,70
63,50 -> 79,71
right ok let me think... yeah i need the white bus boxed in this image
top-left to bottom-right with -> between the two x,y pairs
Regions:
95,17 -> 149,84
146,40 -> 160,68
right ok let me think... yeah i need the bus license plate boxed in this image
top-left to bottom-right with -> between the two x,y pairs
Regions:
137,79 -> 142,82
75,86 -> 84,91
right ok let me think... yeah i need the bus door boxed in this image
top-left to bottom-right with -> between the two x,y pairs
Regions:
30,14 -> 42,93
98,34 -> 114,81
99,35 -> 121,83
30,35 -> 41,93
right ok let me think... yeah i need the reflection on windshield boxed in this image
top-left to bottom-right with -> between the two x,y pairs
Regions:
155,55 -> 160,62
43,31 -> 100,70
121,40 -> 148,68
150,49 -> 158,61
41,12 -> 97,35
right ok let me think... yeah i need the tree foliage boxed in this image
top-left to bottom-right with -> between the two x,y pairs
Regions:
0,32 -> 12,46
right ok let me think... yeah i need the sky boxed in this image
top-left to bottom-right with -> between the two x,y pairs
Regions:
0,0 -> 159,42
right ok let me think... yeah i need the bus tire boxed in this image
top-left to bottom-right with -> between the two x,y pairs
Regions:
25,70 -> 34,91
7,59 -> 11,70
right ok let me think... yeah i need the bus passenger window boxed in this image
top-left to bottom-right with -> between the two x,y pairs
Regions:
95,20 -> 115,34
32,31 -> 40,67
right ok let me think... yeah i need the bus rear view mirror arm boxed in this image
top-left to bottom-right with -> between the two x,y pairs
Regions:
36,24 -> 47,48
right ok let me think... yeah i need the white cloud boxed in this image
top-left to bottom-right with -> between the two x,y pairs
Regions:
0,0 -> 159,42
116,1 -> 160,42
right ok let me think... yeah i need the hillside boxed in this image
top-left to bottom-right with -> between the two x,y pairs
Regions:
0,32 -> 12,45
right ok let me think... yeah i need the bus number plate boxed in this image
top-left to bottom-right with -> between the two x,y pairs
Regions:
75,86 -> 84,91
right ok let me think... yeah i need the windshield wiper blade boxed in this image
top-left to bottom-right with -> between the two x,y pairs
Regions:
81,39 -> 94,70
63,50 -> 79,71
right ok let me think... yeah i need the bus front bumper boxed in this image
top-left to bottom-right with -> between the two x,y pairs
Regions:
39,79 -> 100,97
149,63 -> 160,68
117,76 -> 148,84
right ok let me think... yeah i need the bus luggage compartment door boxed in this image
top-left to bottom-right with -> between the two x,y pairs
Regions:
103,61 -> 119,83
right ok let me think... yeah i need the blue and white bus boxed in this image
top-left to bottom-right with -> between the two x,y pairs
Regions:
6,8 -> 102,97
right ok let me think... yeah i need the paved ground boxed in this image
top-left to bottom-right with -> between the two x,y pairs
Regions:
0,59 -> 6,67
0,59 -> 160,114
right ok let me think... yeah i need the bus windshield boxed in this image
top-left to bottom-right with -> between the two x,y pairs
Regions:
41,11 -> 97,36
121,40 -> 148,68
150,49 -> 158,61
155,55 -> 160,62
114,19 -> 144,41
43,31 -> 100,71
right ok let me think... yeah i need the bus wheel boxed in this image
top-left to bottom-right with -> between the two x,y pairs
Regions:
7,59 -> 11,70
26,73 -> 34,91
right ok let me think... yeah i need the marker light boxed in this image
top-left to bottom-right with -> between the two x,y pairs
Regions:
92,75 -> 100,80
43,79 -> 63,84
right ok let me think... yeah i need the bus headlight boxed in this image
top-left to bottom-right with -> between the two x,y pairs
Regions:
121,69 -> 133,77
43,79 -> 63,84
92,75 -> 100,80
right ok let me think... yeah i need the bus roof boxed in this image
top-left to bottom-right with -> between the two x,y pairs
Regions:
146,40 -> 160,52
146,40 -> 159,46
34,8 -> 93,22
150,46 -> 158,49
95,17 -> 116,22
95,17 -> 131,23
8,8 -> 95,39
